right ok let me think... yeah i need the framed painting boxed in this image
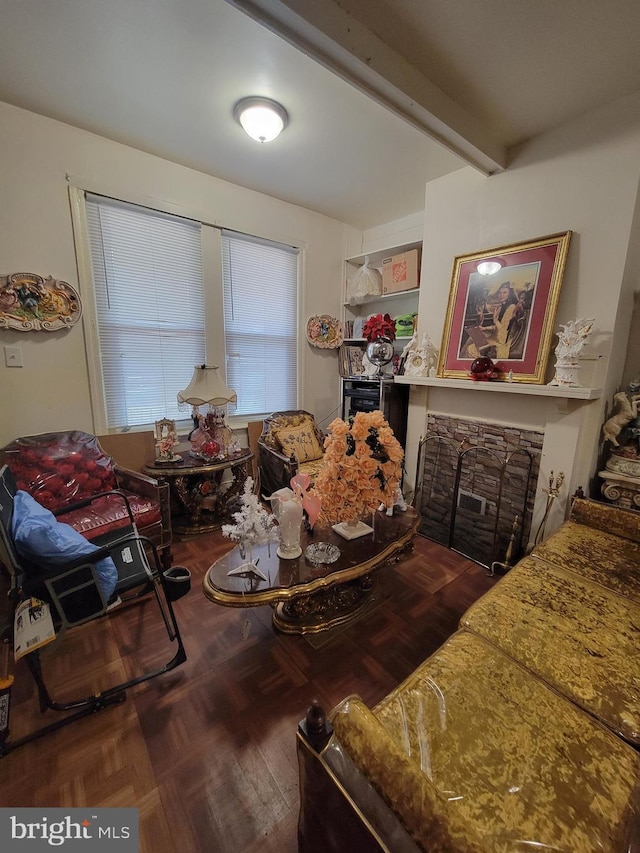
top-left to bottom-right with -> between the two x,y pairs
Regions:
437,231 -> 572,383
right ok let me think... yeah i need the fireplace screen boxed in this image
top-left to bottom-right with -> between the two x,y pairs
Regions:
415,434 -> 534,571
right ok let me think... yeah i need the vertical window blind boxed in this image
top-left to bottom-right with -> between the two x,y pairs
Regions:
222,231 -> 299,416
86,195 -> 205,429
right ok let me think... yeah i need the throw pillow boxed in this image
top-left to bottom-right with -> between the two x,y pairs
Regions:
12,490 -> 118,601
274,422 -> 323,463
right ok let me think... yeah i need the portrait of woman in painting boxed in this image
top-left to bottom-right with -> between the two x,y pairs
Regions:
459,279 -> 533,361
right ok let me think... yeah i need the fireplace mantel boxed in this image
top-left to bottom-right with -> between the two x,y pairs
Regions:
398,375 -> 604,546
394,375 -> 602,400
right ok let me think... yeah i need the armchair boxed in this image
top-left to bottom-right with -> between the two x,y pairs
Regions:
0,463 -> 187,755
258,410 -> 325,496
1,430 -> 172,569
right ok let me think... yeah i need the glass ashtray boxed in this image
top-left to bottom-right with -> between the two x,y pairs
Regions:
305,542 -> 341,566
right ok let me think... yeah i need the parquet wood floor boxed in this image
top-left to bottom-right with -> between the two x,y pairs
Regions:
0,529 -> 496,852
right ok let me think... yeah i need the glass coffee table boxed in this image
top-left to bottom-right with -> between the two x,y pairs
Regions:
203,507 -> 420,634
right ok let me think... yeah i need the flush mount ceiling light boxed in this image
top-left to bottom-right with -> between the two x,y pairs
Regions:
233,96 -> 289,143
477,259 -> 506,276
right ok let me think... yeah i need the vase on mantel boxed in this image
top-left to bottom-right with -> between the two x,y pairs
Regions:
548,360 -> 582,387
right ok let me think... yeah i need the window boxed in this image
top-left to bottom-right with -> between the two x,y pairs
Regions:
222,231 -> 299,416
82,193 -> 299,429
86,195 -> 205,429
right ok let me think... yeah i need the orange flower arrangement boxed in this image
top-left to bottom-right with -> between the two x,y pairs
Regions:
312,410 -> 404,524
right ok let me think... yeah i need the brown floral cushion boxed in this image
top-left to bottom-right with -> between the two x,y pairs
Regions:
273,422 -> 324,463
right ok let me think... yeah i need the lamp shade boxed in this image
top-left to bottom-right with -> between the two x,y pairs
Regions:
177,365 -> 237,407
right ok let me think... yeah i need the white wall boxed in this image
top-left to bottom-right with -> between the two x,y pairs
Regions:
0,102 -> 348,445
407,91 -> 640,531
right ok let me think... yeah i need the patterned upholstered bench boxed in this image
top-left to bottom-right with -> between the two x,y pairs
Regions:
461,554 -> 640,747
297,498 -> 640,851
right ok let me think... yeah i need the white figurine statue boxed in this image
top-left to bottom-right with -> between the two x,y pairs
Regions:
548,318 -> 595,387
555,318 -> 595,363
402,333 -> 440,378
602,391 -> 640,447
378,487 -> 407,516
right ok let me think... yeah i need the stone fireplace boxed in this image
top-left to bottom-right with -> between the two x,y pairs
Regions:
415,414 -> 543,569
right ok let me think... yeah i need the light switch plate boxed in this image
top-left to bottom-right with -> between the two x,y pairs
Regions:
4,345 -> 23,367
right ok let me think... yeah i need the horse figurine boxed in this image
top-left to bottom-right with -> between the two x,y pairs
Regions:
602,391 -> 640,446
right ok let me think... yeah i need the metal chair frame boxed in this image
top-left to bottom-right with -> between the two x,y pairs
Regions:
0,464 -> 187,756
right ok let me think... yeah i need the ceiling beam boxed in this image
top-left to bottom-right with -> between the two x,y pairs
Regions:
226,0 -> 507,175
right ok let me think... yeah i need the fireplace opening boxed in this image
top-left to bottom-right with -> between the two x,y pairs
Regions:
414,417 -> 542,571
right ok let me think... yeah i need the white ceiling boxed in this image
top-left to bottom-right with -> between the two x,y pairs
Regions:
1,0 -> 640,230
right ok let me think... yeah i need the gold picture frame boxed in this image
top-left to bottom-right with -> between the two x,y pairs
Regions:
437,232 -> 572,383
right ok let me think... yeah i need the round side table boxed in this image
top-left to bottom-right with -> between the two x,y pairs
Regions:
143,449 -> 253,534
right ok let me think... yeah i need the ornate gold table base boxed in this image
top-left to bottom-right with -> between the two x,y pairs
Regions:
273,542 -> 413,634
274,573 -> 375,634
143,450 -> 253,534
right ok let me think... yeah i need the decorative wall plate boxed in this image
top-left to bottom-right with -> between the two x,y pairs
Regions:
0,273 -> 82,331
306,314 -> 343,349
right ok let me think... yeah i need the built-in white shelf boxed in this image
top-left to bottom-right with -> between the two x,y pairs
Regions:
346,242 -> 421,268
394,375 -> 602,400
342,287 -> 419,308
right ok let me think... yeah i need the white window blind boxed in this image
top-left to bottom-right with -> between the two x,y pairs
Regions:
222,231 -> 299,416
86,195 -> 205,429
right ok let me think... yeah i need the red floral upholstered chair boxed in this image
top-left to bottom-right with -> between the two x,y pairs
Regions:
1,430 -> 172,569
258,410 -> 325,497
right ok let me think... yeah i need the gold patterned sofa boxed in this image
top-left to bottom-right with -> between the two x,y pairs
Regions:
258,410 -> 325,496
297,498 -> 640,852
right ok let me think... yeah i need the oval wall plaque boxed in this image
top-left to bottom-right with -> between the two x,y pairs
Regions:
0,273 -> 82,331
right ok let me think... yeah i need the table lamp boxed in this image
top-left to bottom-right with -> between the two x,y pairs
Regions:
177,364 -> 237,458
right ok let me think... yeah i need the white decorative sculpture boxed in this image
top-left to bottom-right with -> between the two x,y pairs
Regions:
548,318 -> 595,387
266,473 -> 321,559
269,487 -> 304,558
222,477 -> 278,579
602,391 -> 640,447
378,487 -> 407,516
600,384 -> 640,501
402,333 -> 439,378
